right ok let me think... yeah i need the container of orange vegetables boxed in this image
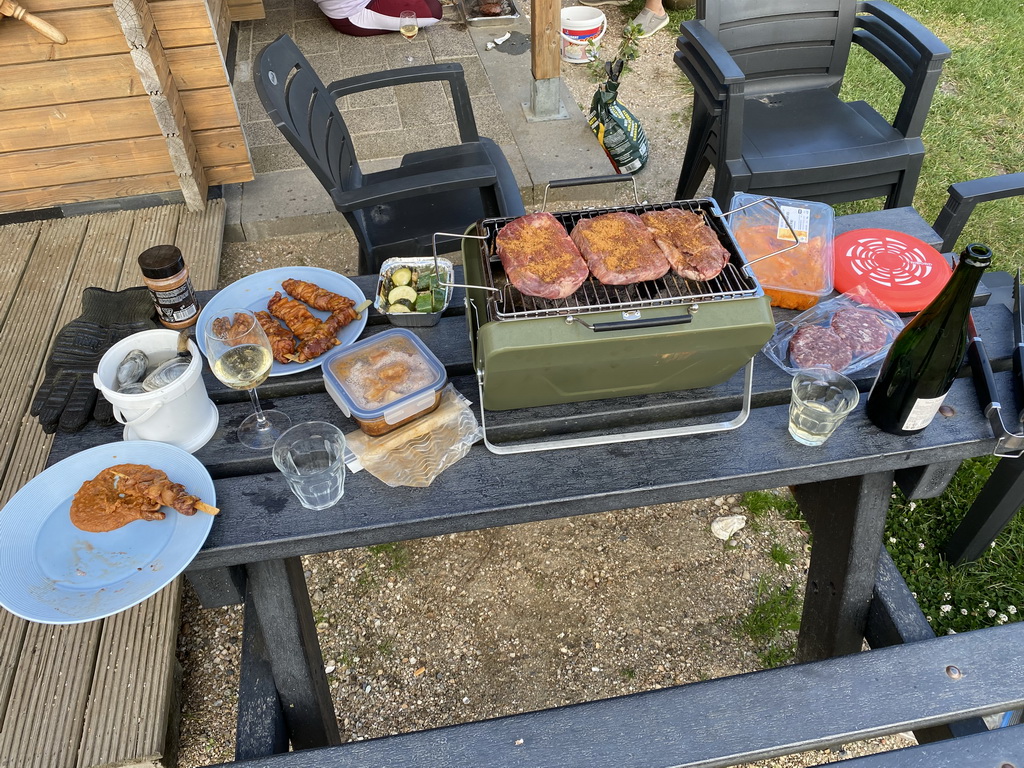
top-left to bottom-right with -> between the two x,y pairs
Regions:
727,194 -> 834,310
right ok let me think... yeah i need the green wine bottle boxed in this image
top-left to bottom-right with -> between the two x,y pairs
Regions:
866,243 -> 992,435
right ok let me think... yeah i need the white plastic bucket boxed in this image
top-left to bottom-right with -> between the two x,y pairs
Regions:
560,6 -> 606,64
93,329 -> 218,453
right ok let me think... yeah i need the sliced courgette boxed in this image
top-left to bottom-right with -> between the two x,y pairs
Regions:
432,288 -> 448,311
414,292 -> 434,313
387,303 -> 412,313
387,285 -> 418,305
390,267 -> 413,287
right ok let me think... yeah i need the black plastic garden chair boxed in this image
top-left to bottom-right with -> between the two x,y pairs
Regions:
674,0 -> 951,210
254,34 -> 525,275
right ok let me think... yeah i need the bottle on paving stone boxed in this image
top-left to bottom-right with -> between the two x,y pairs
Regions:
866,243 -> 992,435
138,244 -> 201,329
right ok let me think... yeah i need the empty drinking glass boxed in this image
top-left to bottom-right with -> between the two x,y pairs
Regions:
272,422 -> 347,510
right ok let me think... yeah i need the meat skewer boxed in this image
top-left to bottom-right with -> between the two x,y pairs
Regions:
255,311 -> 298,364
267,292 -> 341,362
70,464 -> 218,533
282,279 -> 356,313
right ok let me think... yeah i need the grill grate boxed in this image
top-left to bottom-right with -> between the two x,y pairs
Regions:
474,199 -> 762,322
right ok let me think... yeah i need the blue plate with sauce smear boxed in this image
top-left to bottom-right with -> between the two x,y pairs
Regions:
0,441 -> 215,625
196,267 -> 368,377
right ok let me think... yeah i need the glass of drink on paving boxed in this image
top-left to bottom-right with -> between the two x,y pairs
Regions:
788,367 -> 860,446
399,11 -> 418,63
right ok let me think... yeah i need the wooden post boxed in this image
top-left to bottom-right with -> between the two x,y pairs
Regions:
114,0 -> 208,211
531,0 -> 560,81
526,0 -> 566,120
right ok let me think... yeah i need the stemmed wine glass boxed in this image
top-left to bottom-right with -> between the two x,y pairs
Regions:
203,309 -> 290,450
399,10 -> 418,63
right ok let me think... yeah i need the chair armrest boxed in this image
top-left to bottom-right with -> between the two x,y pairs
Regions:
675,21 -> 745,161
330,164 -> 498,211
327,63 -> 480,143
933,173 -> 1024,252
676,21 -> 744,102
854,0 -> 951,138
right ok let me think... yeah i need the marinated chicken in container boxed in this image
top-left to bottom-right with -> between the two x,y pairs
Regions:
70,463 -> 218,533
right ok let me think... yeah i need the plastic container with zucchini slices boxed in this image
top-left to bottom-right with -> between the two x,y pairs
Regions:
322,328 -> 447,436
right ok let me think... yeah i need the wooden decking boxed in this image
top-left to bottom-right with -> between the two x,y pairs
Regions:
0,200 -> 224,768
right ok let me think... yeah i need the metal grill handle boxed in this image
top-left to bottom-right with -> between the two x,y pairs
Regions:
431,231 -> 501,293
565,311 -> 693,332
542,174 -> 640,211
716,196 -> 801,273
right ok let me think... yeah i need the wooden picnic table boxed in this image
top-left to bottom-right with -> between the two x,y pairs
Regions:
46,262 -> 1021,760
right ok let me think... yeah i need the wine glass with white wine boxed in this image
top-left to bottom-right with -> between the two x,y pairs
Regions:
203,309 -> 290,450
399,10 -> 418,63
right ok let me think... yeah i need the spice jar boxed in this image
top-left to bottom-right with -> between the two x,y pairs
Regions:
138,245 -> 200,329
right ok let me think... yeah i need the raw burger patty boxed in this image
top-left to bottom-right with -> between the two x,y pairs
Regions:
495,212 -> 589,300
831,308 -> 891,355
640,208 -> 730,281
789,325 -> 853,371
570,212 -> 670,285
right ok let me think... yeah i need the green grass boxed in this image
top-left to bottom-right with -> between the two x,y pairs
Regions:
737,575 -> 802,667
885,456 -> 1024,635
837,0 -> 1024,268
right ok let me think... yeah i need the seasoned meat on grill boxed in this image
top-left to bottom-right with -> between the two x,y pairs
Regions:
495,212 -> 589,300
570,212 -> 669,285
640,209 -> 730,282
789,325 -> 853,371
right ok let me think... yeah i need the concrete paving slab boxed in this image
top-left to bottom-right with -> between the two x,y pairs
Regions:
229,9 -> 621,239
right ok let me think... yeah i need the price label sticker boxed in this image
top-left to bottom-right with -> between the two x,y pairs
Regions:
776,205 -> 811,244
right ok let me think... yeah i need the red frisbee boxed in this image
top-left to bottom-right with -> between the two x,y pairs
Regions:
832,228 -> 952,313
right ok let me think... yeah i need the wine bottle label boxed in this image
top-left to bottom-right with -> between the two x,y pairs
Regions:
901,394 -> 946,431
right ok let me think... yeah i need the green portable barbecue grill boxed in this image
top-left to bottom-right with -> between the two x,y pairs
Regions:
458,198 -> 777,453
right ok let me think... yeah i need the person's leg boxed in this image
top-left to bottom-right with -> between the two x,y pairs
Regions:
334,0 -> 442,34
632,0 -> 668,37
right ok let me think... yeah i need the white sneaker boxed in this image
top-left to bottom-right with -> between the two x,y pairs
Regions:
632,8 -> 669,37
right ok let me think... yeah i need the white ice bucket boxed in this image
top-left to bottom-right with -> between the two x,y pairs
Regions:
94,329 -> 218,453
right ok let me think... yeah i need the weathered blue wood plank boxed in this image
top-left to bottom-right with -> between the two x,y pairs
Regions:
212,622 -> 1024,768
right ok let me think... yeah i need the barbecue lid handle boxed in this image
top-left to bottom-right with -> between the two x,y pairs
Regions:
565,311 -> 693,333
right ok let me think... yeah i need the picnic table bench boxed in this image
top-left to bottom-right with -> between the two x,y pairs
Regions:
49,253 -> 1024,766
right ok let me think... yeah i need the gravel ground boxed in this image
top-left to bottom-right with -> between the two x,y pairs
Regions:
175,11 -> 916,766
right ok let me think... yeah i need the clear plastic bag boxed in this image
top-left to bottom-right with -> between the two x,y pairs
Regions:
762,285 -> 903,376
344,386 -> 481,488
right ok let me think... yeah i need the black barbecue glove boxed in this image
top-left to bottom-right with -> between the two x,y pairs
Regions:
31,287 -> 158,433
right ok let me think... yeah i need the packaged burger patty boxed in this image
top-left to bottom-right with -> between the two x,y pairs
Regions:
762,287 -> 903,376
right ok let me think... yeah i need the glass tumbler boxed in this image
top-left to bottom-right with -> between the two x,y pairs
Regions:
272,422 -> 347,510
789,367 -> 860,446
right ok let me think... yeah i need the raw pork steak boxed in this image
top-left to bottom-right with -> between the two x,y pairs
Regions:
570,212 -> 669,285
640,208 -> 730,281
495,212 -> 589,300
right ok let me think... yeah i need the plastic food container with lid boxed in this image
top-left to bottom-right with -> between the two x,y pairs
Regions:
727,193 -> 835,310
322,328 -> 448,436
